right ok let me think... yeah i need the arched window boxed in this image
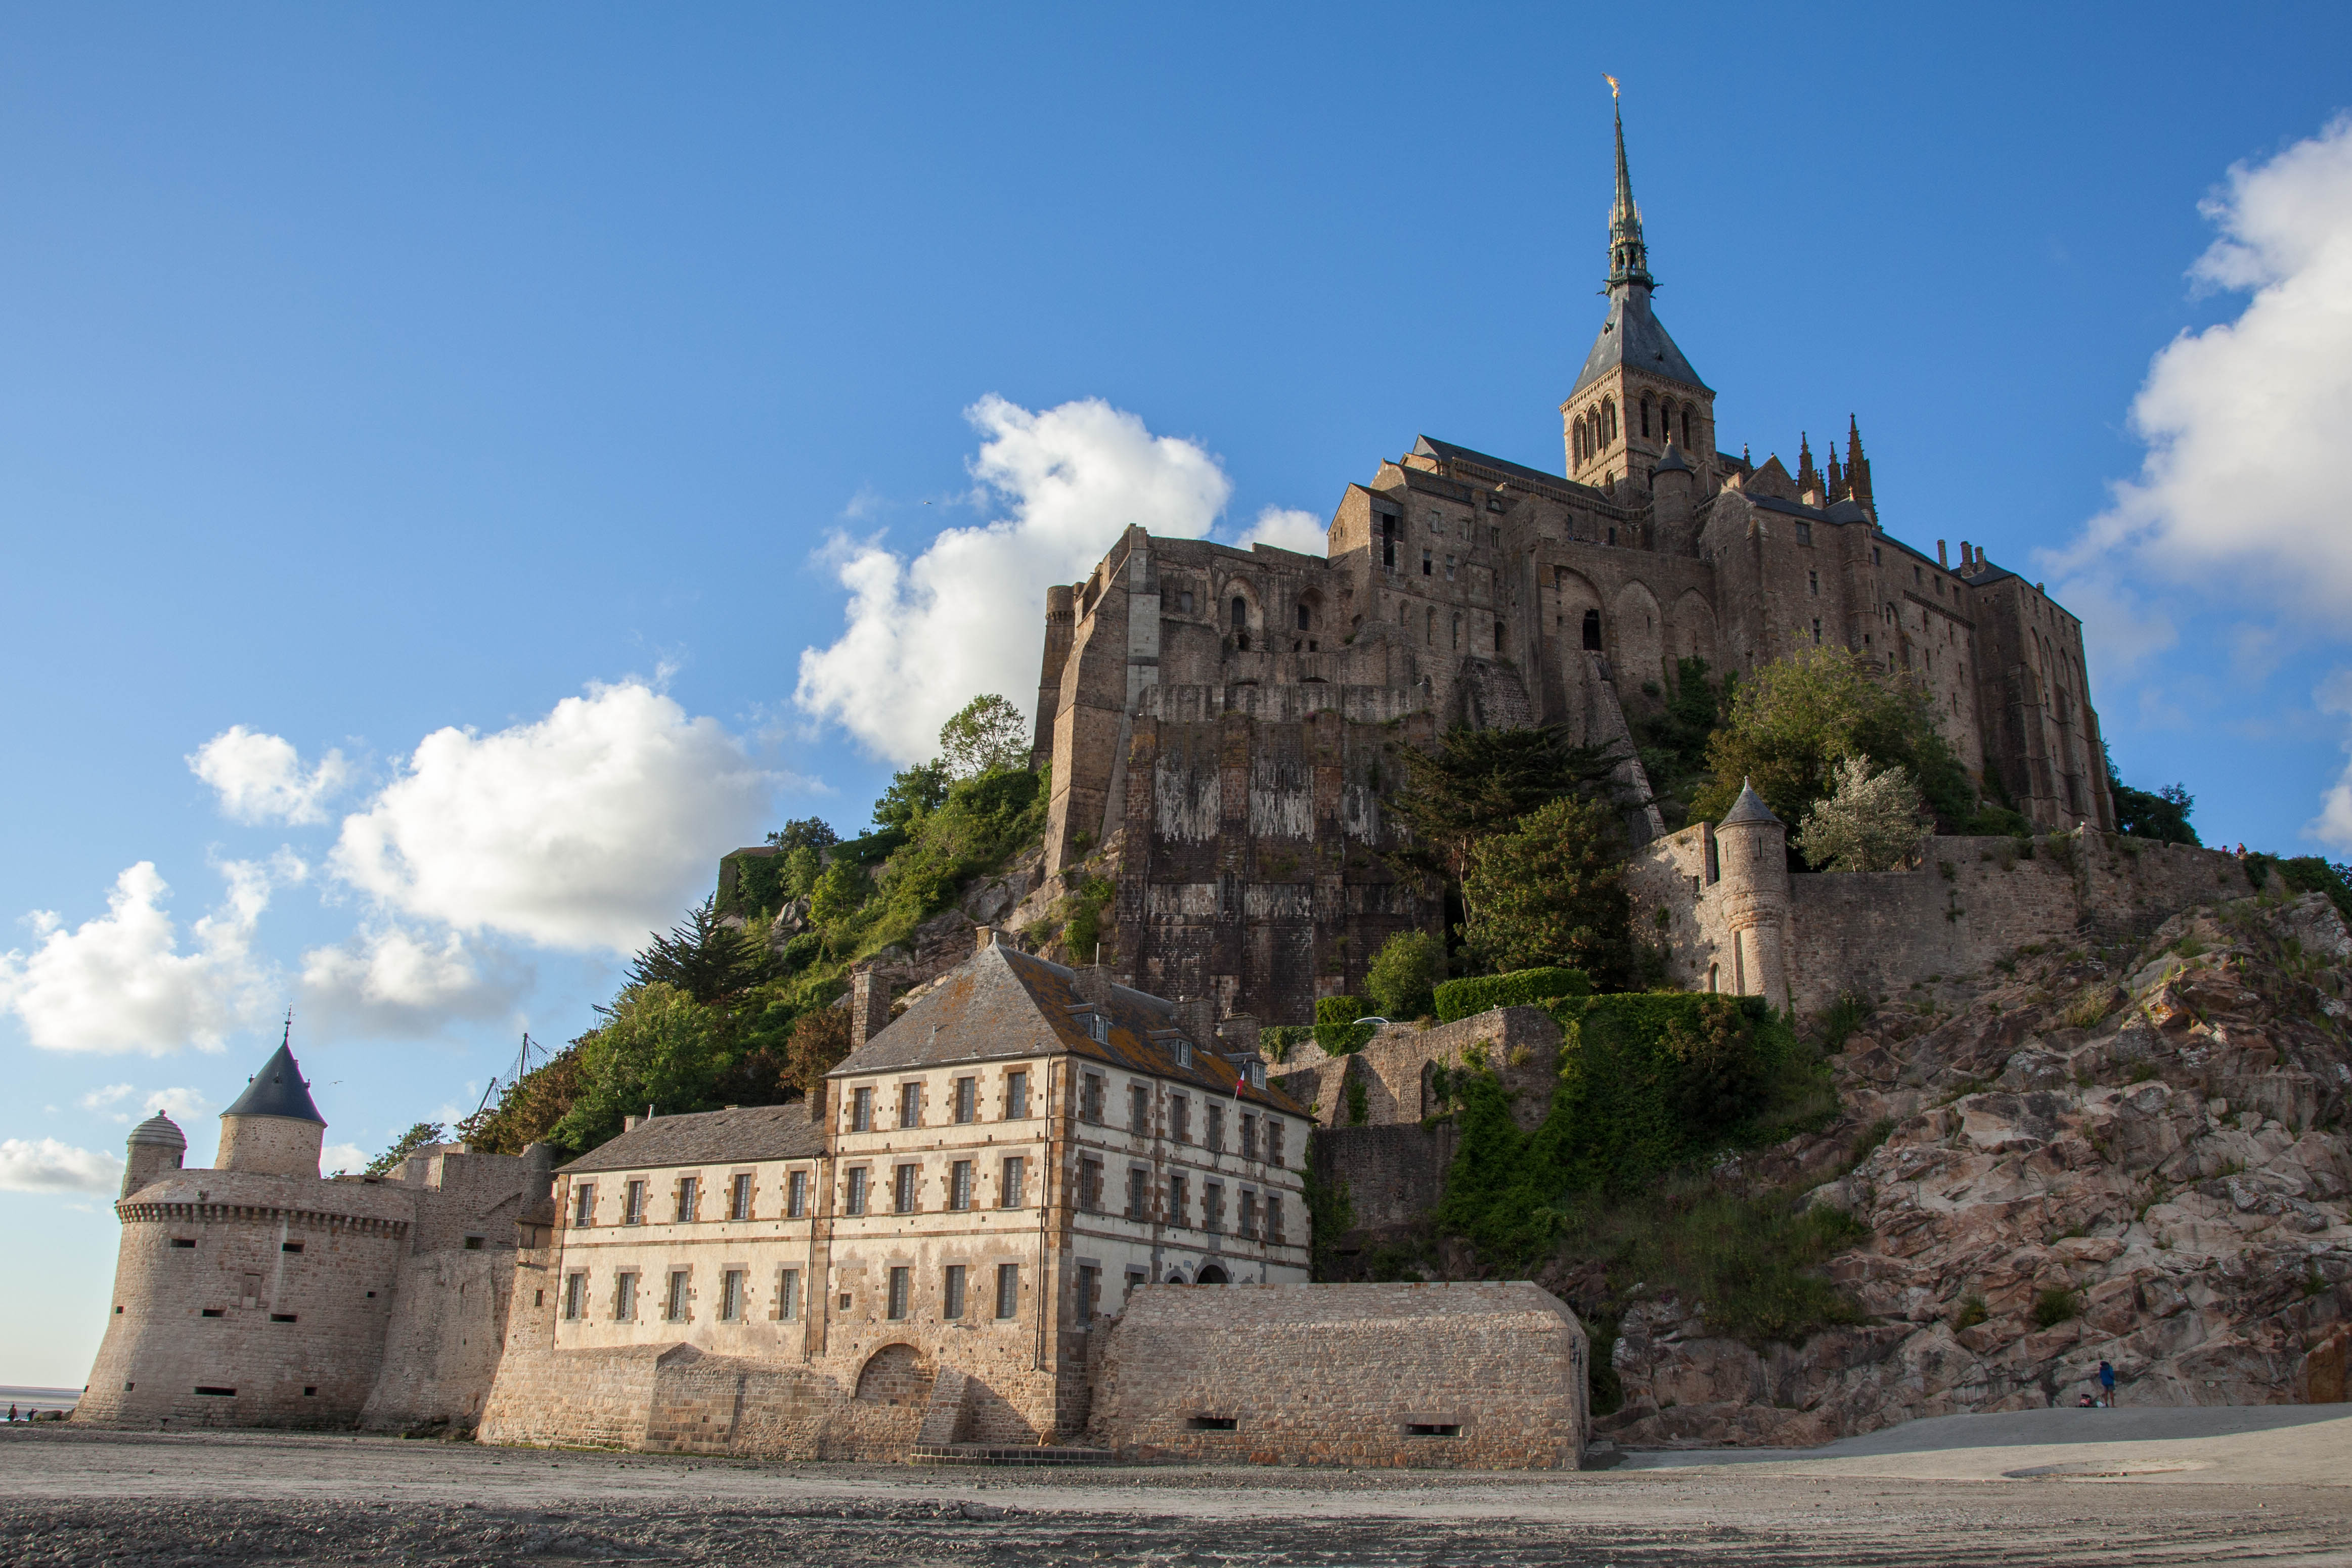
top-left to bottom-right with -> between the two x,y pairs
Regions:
1605,399 -> 1617,443
1425,606 -> 1435,646
1582,608 -> 1603,651
1230,597 -> 1247,630
1494,619 -> 1505,652
1296,603 -> 1310,631
1640,396 -> 1652,438
1681,408 -> 1694,449
1450,612 -> 1460,650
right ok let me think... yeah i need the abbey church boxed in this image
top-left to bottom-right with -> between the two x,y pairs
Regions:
1032,100 -> 2112,1026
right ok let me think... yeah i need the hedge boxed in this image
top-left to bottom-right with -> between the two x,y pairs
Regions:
1433,967 -> 1592,1022
1317,994 -> 1377,1026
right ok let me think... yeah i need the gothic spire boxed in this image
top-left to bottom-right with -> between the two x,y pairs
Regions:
1796,432 -> 1818,496
1846,414 -> 1873,507
1605,81 -> 1654,294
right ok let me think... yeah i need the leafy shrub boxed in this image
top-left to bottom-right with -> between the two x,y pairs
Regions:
1345,1076 -> 1369,1126
1061,875 -> 1117,965
1259,1025 -> 1311,1063
1311,1021 -> 1377,1055
2245,853 -> 2352,922
1365,929 -> 1444,1020
2031,1286 -> 2080,1328
1434,966 -> 1592,1022
1953,1294 -> 1989,1330
1460,796 -> 1637,986
1816,992 -> 1872,1052
1317,994 -> 1375,1026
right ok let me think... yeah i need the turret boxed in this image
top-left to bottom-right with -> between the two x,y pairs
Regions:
1713,778 -> 1792,1009
120,1112 -> 185,1200
1652,441 -> 1697,534
215,1036 -> 327,1178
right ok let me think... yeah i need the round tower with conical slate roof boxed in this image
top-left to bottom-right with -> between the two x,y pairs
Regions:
216,1035 -> 326,1178
120,1112 -> 186,1200
1713,778 -> 1791,1007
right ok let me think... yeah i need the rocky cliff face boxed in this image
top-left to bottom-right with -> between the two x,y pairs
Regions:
1596,890 -> 2352,1447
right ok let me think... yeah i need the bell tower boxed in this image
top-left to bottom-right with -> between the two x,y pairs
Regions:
1561,83 -> 1717,494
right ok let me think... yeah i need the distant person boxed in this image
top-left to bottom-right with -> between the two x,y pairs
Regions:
6,1404 -> 15,1423
2077,1393 -> 2096,1407
2100,1361 -> 2116,1406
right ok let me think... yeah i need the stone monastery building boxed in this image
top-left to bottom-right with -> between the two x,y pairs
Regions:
1035,100 -> 2110,1025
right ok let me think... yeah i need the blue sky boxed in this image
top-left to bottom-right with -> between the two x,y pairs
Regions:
5,5 -> 2350,1383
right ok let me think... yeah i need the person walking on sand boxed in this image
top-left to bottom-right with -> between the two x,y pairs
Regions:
2099,1361 -> 2116,1406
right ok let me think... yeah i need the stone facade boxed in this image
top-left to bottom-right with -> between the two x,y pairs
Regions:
1087,1281 -> 1589,1468
1033,105 -> 2110,1024
74,1042 -> 554,1434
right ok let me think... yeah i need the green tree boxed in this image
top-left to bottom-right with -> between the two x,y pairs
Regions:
626,897 -> 766,1005
1384,724 -> 1626,894
873,760 -> 951,831
363,1121 -> 446,1176
781,1004 -> 854,1098
1692,647 -> 1973,838
767,817 -> 839,853
2105,745 -> 2199,845
808,859 -> 871,927
783,844 -> 824,898
1460,794 -> 1638,988
552,984 -> 730,1151
1795,757 -> 1925,872
1628,656 -> 1726,825
938,694 -> 1030,779
1365,929 -> 1444,1019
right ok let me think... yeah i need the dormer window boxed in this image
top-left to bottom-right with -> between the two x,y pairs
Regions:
1176,1040 -> 1192,1069
1088,1012 -> 1108,1044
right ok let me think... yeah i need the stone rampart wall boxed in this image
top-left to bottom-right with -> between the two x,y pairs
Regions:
359,1250 -> 516,1432
1087,1281 -> 1587,1468
1275,1007 -> 1562,1131
1311,1124 -> 1455,1233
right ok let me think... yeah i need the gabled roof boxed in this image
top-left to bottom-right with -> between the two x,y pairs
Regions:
1569,289 -> 1710,398
829,944 -> 1309,1117
1410,436 -> 1593,503
223,1043 -> 326,1125
559,1104 -> 825,1175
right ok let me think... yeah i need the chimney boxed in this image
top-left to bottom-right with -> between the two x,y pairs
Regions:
974,925 -> 995,952
1959,540 -> 1971,573
1937,540 -> 1947,568
804,1078 -> 830,1126
851,968 -> 892,1051
622,1115 -> 640,1133
1071,963 -> 1114,1007
1171,996 -> 1217,1050
1215,1013 -> 1262,1055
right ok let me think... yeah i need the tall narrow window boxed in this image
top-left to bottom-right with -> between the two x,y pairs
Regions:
729,1173 -> 751,1221
851,1086 -> 873,1133
1381,514 -> 1397,569
953,1077 -> 976,1125
1582,609 -> 1602,651
665,1271 -> 689,1322
1204,1182 -> 1225,1234
950,1159 -> 972,1211
624,1180 -> 646,1225
1000,1156 -> 1026,1209
893,1163 -> 918,1214
1682,409 -> 1693,447
1495,620 -> 1505,652
1130,1083 -> 1149,1133
721,1269 -> 745,1322
1451,613 -> 1461,650
1005,1069 -> 1029,1120
846,1168 -> 869,1216
1168,1174 -> 1189,1228
1639,395 -> 1652,438
1126,1166 -> 1148,1221
1444,554 -> 1456,582
995,1263 -> 1020,1321
944,1264 -> 967,1320
1296,603 -> 1310,631
1206,1102 -> 1224,1153
1808,570 -> 1819,596
1267,1195 -> 1285,1245
778,1268 -> 800,1321
563,1273 -> 585,1321
1425,606 -> 1435,645
675,1176 -> 698,1224
886,1266 -> 910,1321
615,1272 -> 638,1322
899,1082 -> 921,1129
1268,1119 -> 1286,1169
1172,1095 -> 1191,1144
1241,1189 -> 1260,1239
1077,1265 -> 1100,1324
1241,1113 -> 1259,1161
786,1169 -> 808,1218
572,1182 -> 595,1227
1080,1157 -> 1103,1213
1081,1072 -> 1104,1124
1422,549 -> 1433,578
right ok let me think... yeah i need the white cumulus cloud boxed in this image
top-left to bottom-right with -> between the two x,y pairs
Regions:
2055,115 -> 2352,615
189,726 -> 351,825
795,395 -> 1237,764
299,923 -> 529,1037
2309,669 -> 2352,852
0,1137 -> 122,1195
1238,506 -> 1329,556
0,856 -> 297,1054
321,1141 -> 370,1177
327,680 -> 774,955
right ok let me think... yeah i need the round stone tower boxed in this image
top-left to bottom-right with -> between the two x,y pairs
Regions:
215,1038 -> 326,1177
120,1112 -> 187,1200
1713,777 -> 1791,1008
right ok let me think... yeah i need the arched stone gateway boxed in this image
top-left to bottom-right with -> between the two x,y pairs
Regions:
1195,1265 -> 1229,1285
854,1343 -> 934,1407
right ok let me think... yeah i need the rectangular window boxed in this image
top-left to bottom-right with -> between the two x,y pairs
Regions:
721,1269 -> 745,1322
944,1264 -> 967,1320
615,1272 -> 639,1321
1422,548 -> 1432,577
852,1085 -> 873,1132
995,1263 -> 1019,1321
563,1273 -> 586,1321
1380,513 -> 1397,569
950,1159 -> 973,1211
1241,1114 -> 1258,1161
1081,1072 -> 1104,1124
786,1169 -> 808,1218
1268,1119 -> 1286,1169
1168,1173 -> 1188,1228
1129,1083 -> 1149,1133
1172,1095 -> 1190,1145
1267,1195 -> 1285,1245
1126,1166 -> 1148,1221
846,1168 -> 869,1216
572,1183 -> 595,1227
1006,1069 -> 1029,1119
893,1163 -> 918,1215
676,1176 -> 698,1224
1204,1182 -> 1225,1234
1077,1264 -> 1100,1324
954,1077 -> 976,1125
1873,546 -> 1882,565
1206,1102 -> 1224,1153
899,1082 -> 921,1130
1080,1157 -> 1103,1214
1241,1189 -> 1260,1239
624,1180 -> 646,1225
729,1173 -> 752,1221
886,1266 -> 910,1321
1796,521 -> 1813,545
1811,617 -> 1822,645
1808,569 -> 1819,595
1444,554 -> 1456,581
778,1268 -> 801,1321
665,1271 -> 689,1323
1000,1156 -> 1026,1209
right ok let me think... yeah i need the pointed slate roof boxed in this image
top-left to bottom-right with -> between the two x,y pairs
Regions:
1570,290 -> 1709,398
1720,777 -> 1783,828
221,1042 -> 326,1124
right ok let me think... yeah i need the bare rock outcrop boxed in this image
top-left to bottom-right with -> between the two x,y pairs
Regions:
1600,891 -> 2352,1446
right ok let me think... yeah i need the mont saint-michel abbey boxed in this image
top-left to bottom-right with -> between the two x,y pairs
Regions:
1036,103 -> 2110,1026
